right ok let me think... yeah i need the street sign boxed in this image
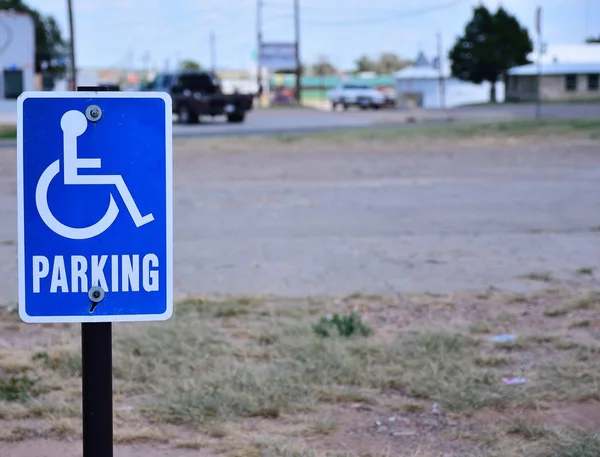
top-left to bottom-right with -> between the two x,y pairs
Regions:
259,42 -> 297,71
17,91 -> 173,323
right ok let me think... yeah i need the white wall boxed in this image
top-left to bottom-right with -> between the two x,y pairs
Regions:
220,78 -> 258,95
0,13 -> 35,98
396,78 -> 505,108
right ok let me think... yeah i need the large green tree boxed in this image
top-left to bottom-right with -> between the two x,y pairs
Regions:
0,0 -> 67,75
449,5 -> 533,102
586,35 -> 600,43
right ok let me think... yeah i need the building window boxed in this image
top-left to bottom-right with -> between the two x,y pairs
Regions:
565,75 -> 577,92
522,76 -> 536,92
588,74 -> 599,91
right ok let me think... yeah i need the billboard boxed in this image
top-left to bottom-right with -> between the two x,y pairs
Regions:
259,43 -> 297,71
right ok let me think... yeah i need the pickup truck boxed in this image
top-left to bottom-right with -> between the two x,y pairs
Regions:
141,71 -> 254,124
327,83 -> 395,110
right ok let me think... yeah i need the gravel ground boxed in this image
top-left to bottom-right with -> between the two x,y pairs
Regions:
169,135 -> 600,299
2,135 -> 600,304
2,132 -> 600,456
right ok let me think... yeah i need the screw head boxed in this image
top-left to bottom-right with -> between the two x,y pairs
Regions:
88,286 -> 105,303
85,105 -> 103,122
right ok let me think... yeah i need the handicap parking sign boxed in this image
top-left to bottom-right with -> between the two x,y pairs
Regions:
17,91 -> 173,323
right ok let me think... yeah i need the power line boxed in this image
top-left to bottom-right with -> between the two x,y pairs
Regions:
300,0 -> 469,26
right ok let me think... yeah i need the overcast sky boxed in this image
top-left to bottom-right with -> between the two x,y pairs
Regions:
26,0 -> 599,71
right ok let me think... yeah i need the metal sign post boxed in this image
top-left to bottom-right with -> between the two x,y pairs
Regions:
82,318 -> 113,457
17,84 -> 173,456
79,84 -> 114,457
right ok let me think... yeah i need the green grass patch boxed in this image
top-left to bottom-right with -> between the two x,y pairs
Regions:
0,127 -> 16,139
313,312 -> 371,338
0,375 -> 36,401
521,272 -> 555,282
270,119 -> 600,144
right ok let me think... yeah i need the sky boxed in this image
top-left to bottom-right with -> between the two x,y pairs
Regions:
26,0 -> 600,72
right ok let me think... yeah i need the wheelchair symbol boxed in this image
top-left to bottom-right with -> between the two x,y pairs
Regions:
35,110 -> 154,240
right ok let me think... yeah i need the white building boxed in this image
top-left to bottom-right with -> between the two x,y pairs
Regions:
505,43 -> 600,102
395,52 -> 505,109
0,12 -> 35,99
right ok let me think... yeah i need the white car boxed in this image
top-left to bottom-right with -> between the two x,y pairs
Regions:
328,84 -> 388,110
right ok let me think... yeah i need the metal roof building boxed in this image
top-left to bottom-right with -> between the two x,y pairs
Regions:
530,44 -> 600,65
505,61 -> 600,102
507,62 -> 600,76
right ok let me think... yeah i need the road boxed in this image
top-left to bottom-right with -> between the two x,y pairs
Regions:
171,103 -> 600,137
4,100 -> 600,142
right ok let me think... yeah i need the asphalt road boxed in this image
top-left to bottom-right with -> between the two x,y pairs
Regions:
171,107 -> 372,137
171,103 -> 600,137
4,100 -> 599,144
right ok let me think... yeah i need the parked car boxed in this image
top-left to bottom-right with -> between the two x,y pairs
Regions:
141,71 -> 254,124
328,83 -> 394,110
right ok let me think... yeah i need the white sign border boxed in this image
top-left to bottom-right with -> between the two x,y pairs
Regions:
17,91 -> 173,324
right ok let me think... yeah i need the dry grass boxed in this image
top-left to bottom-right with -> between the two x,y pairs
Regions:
521,272 -> 555,282
1,287 -> 600,455
261,119 -> 600,146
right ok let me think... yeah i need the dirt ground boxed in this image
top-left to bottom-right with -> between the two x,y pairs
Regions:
2,125 -> 600,456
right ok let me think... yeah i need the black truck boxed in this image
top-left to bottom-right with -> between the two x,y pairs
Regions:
141,71 -> 254,124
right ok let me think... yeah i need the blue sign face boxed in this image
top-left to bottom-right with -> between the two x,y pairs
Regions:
17,92 -> 173,323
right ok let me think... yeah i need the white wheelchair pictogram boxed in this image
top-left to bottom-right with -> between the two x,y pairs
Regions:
35,110 -> 154,240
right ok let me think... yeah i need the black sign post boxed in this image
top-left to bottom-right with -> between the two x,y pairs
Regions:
77,84 -> 117,457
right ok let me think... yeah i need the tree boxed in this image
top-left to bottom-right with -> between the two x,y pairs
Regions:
376,52 -> 411,74
0,0 -> 67,75
354,53 -> 411,75
311,55 -> 337,75
586,35 -> 600,43
180,59 -> 202,70
354,55 -> 378,73
449,5 -> 533,102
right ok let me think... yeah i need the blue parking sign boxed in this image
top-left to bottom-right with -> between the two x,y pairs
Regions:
17,92 -> 173,323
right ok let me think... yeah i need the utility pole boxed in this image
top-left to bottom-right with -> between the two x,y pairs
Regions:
67,0 -> 77,89
294,0 -> 301,105
142,51 -> 151,82
535,6 -> 542,120
436,31 -> 446,110
210,30 -> 216,74
256,0 -> 263,98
